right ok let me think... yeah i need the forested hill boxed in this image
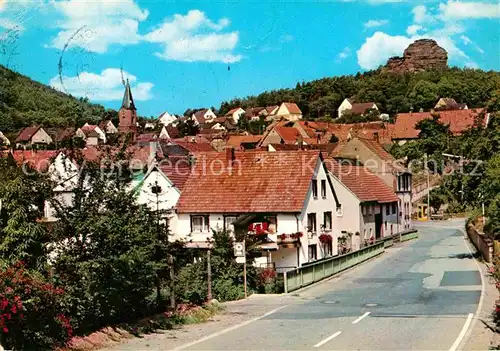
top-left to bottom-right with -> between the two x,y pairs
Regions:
0,65 -> 117,133
219,68 -> 500,118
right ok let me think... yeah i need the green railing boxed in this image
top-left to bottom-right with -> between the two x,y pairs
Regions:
284,242 -> 384,293
400,230 -> 419,242
384,238 -> 394,248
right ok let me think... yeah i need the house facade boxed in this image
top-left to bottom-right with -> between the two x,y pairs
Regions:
98,120 -> 118,134
75,125 -> 106,146
193,109 -> 217,124
225,107 -> 245,123
272,102 -> 303,121
158,111 -> 177,126
15,127 -> 53,149
334,137 -> 412,230
327,161 -> 400,250
175,150 -> 342,270
0,131 -> 11,147
338,98 -> 379,118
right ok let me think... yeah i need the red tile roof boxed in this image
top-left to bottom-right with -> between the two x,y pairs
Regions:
177,150 -> 322,213
358,137 -> 394,162
136,133 -> 157,142
225,108 -> 242,116
170,140 -> 214,153
283,102 -> 302,115
80,125 -> 99,137
265,105 -> 279,114
349,102 -> 377,115
158,156 -> 191,191
15,126 -> 40,143
391,108 -> 485,140
227,135 -> 263,149
327,160 -> 398,203
10,150 -> 58,172
274,126 -> 300,143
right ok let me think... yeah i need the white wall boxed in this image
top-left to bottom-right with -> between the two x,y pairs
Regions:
338,99 -> 352,118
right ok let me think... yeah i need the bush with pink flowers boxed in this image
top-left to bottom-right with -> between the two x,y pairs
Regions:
0,261 -> 72,350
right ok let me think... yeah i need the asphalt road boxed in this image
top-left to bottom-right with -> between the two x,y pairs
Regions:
178,219 -> 482,350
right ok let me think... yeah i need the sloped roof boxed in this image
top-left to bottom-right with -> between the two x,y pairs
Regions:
10,150 -> 58,172
266,105 -> 279,114
46,127 -> 75,142
327,160 -> 398,203
358,137 -> 394,162
80,125 -> 99,137
391,108 -> 485,140
225,107 -> 242,116
177,150 -> 321,213
121,79 -> 136,110
274,126 -> 300,143
227,135 -> 263,149
169,140 -> 214,153
15,126 -> 40,143
158,156 -> 191,191
283,102 -> 302,115
245,107 -> 266,118
136,133 -> 158,142
349,102 -> 377,115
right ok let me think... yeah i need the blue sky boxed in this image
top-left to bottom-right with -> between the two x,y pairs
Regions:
0,0 -> 499,117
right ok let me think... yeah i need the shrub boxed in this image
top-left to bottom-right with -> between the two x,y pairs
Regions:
0,261 -> 71,350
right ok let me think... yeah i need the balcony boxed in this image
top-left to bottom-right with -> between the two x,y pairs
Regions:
277,232 -> 303,248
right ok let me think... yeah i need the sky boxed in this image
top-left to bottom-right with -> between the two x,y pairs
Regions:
0,0 -> 499,117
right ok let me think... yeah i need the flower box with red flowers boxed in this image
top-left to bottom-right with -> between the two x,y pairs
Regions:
248,222 -> 270,235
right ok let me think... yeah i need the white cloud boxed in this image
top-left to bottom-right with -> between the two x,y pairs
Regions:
144,10 -> 241,63
412,5 -> 435,24
364,19 -> 389,28
406,24 -> 423,35
461,34 -> 485,54
336,47 -> 351,62
48,0 -> 148,53
356,31 -> 472,69
439,1 -> 500,20
49,68 -> 153,102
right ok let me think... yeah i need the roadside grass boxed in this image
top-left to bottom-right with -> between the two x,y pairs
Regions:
65,302 -> 225,351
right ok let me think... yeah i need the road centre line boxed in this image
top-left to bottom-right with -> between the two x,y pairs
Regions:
314,331 -> 342,348
352,311 -> 371,324
172,305 -> 289,351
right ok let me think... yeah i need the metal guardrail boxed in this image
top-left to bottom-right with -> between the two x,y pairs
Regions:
400,230 -> 419,242
283,242 -> 384,293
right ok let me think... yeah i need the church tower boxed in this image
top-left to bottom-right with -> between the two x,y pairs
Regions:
118,79 -> 138,137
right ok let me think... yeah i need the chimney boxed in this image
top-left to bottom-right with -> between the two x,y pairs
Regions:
226,146 -> 235,167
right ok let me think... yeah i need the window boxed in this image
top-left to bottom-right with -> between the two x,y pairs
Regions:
336,205 -> 343,217
224,216 -> 238,231
322,242 -> 332,257
363,229 -> 367,238
308,244 -> 317,261
191,215 -> 209,233
392,203 -> 397,214
312,180 -> 318,198
385,221 -> 388,231
323,211 -> 332,231
386,205 -> 390,216
264,215 -> 277,233
391,224 -> 394,235
321,179 -> 327,198
307,213 -> 317,233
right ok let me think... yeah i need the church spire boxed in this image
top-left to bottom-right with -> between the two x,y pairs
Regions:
121,79 -> 136,110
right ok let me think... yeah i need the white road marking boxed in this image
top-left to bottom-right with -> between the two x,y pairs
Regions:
171,305 -> 289,351
352,311 -> 370,324
449,313 -> 474,351
314,331 -> 342,348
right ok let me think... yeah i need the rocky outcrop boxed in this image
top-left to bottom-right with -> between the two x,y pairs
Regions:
384,39 -> 448,73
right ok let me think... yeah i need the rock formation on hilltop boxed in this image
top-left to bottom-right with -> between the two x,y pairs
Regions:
384,39 -> 448,73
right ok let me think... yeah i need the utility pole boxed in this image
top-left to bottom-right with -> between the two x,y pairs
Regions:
207,248 -> 212,302
425,153 -> 430,220
243,239 -> 247,299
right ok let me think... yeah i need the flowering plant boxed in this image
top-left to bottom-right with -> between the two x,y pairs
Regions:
0,261 -> 71,349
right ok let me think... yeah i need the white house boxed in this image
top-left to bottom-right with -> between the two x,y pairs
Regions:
76,124 -> 106,146
338,98 -> 379,118
159,126 -> 170,139
158,111 -> 177,126
15,126 -> 53,148
326,160 -> 400,250
0,131 -> 10,147
98,120 -> 118,134
192,109 -> 217,124
225,107 -> 245,123
175,149 -> 342,270
271,102 -> 303,122
144,121 -> 156,130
